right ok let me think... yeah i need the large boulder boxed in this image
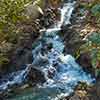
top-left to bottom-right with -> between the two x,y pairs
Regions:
76,52 -> 95,76
26,65 -> 46,85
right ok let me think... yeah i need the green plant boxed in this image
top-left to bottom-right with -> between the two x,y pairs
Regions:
0,0 -> 32,43
0,54 -> 9,66
0,0 -> 33,69
80,0 -> 100,27
91,4 -> 100,24
91,4 -> 100,16
79,32 -> 100,77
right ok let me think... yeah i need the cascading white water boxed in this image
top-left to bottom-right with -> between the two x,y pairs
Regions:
44,1 -> 75,33
0,65 -> 30,91
0,0 -> 95,100
58,1 -> 75,27
30,1 -> 95,100
31,33 -> 95,100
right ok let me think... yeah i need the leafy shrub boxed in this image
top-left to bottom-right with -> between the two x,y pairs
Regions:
91,4 -> 100,24
79,32 -> 100,77
80,0 -> 100,27
91,4 -> 100,16
0,0 -> 32,43
0,0 -> 33,69
89,32 -> 100,45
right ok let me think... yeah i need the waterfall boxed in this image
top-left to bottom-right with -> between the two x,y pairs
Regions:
0,0 -> 95,100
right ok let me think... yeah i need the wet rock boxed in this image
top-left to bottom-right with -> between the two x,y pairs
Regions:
0,93 -> 7,100
0,64 -> 46,98
67,79 -> 100,100
24,0 -> 45,20
0,31 -> 39,73
69,94 -> 81,100
61,26 -> 84,55
76,52 -> 95,76
48,0 -> 62,9
26,65 -> 46,85
87,79 -> 100,100
39,8 -> 56,28
9,47 -> 33,71
48,67 -> 56,78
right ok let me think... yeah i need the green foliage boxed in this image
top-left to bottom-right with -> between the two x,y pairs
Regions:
0,0 -> 32,42
80,0 -> 100,27
88,32 -> 100,45
78,0 -> 100,77
0,0 -> 33,69
91,4 -> 100,23
91,4 -> 100,16
0,0 -> 32,67
0,54 -> 9,66
95,69 -> 100,78
79,32 -> 100,77
0,0 -> 45,69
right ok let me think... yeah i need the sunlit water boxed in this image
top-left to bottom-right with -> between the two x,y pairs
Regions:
0,0 -> 95,100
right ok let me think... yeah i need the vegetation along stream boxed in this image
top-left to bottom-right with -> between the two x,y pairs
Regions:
0,0 -> 97,100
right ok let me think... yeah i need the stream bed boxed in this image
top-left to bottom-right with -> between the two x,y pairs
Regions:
0,0 -> 96,100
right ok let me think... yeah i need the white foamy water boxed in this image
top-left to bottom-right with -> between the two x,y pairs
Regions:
58,2 -> 75,27
0,66 -> 30,91
31,33 -> 95,100
0,0 -> 95,100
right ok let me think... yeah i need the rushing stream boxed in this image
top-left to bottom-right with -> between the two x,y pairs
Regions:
0,0 -> 95,100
